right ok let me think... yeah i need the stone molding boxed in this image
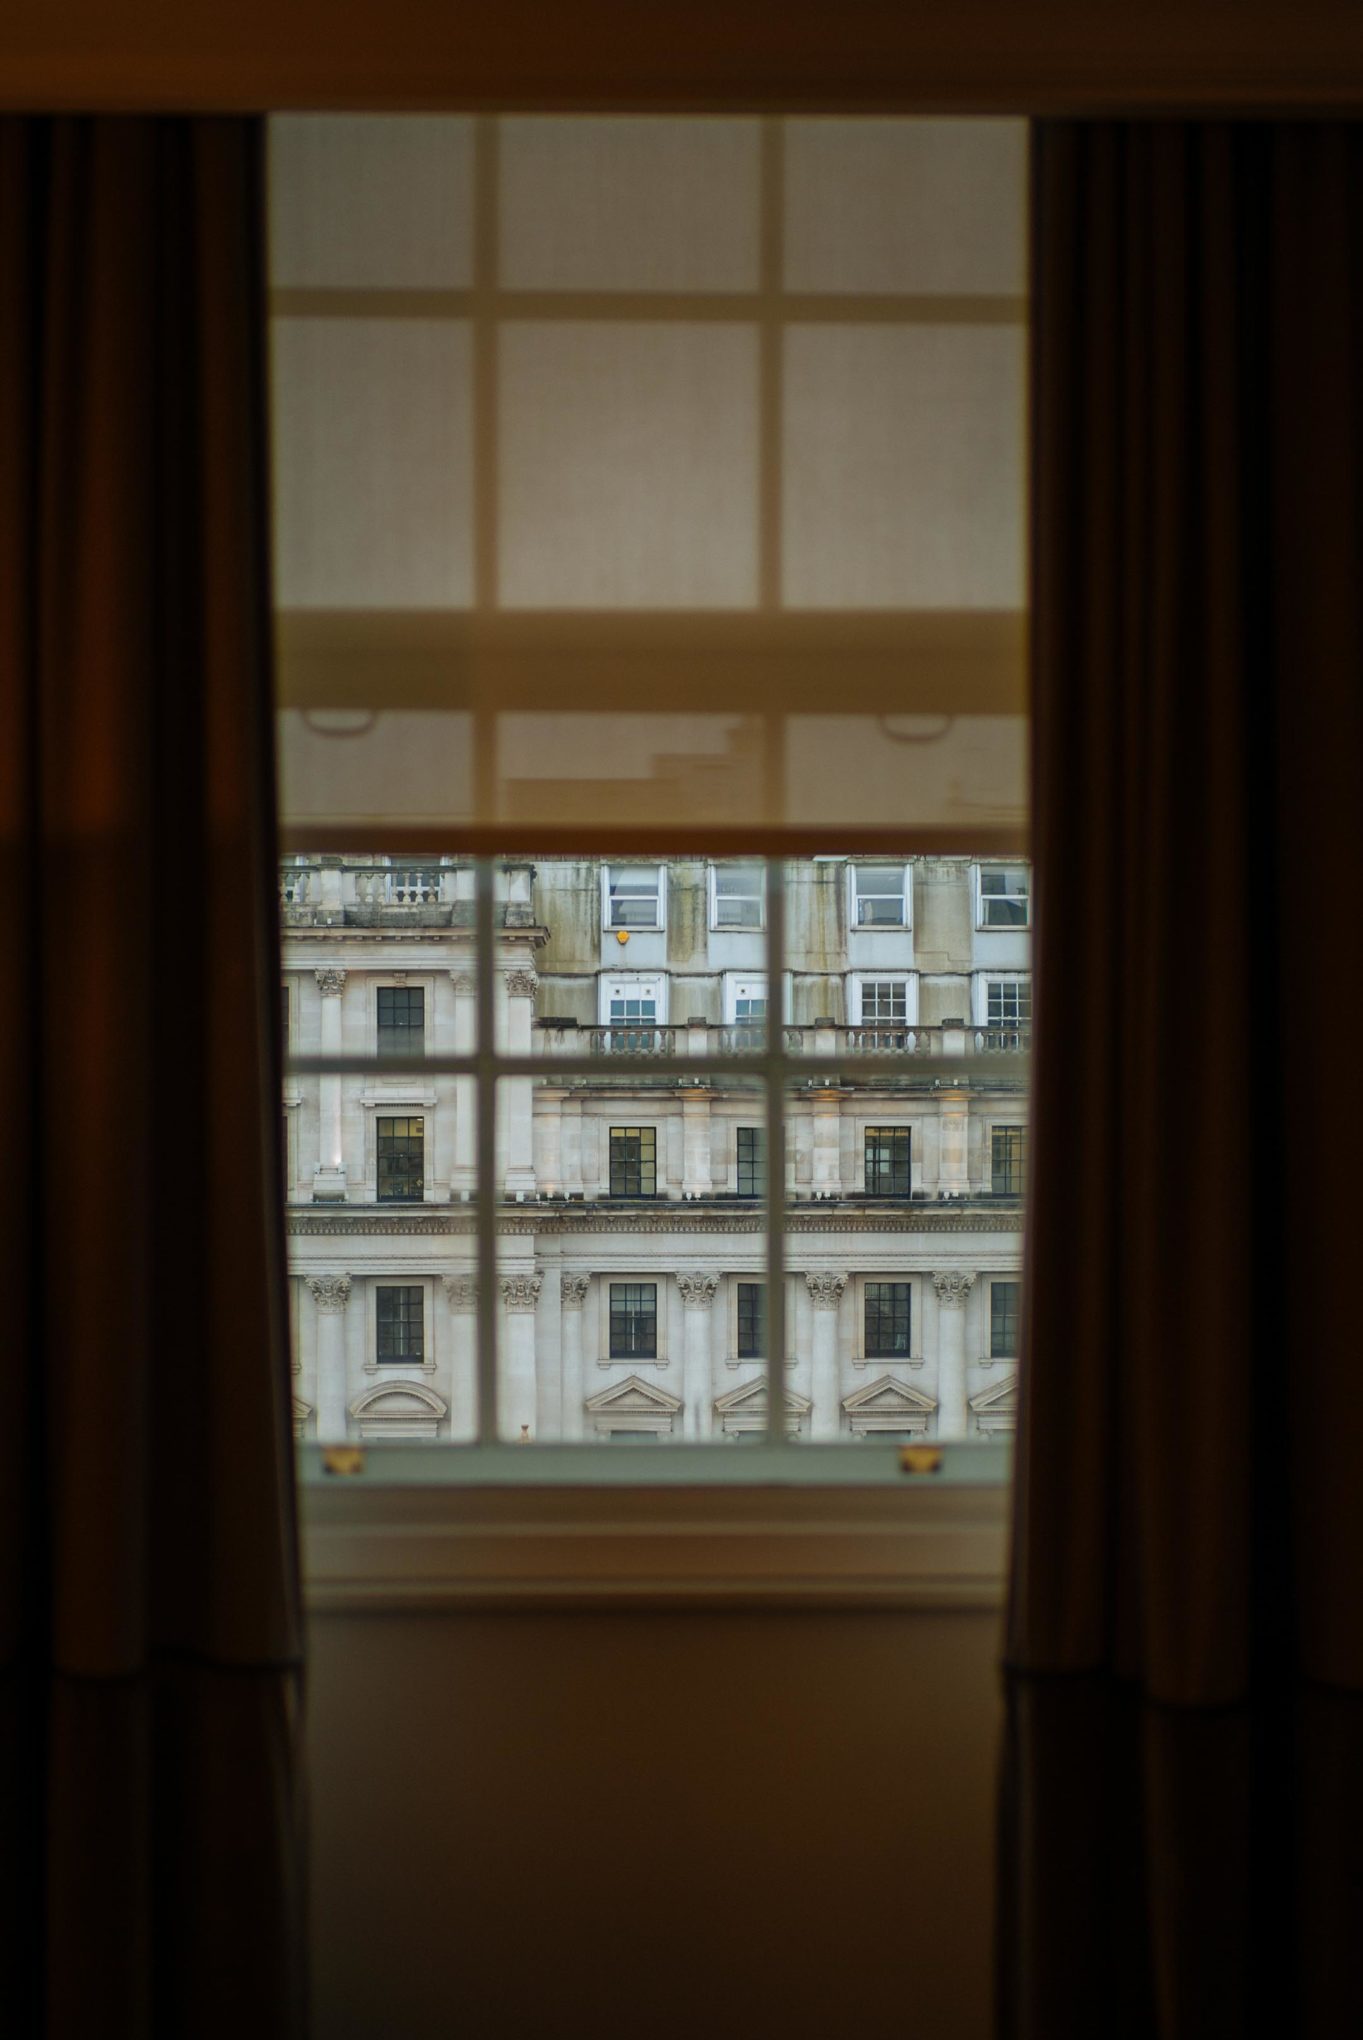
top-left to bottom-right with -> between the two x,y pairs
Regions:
443,1274 -> 478,1310
287,1208 -> 1023,1238
933,1270 -> 977,1308
676,1271 -> 719,1310
500,1273 -> 543,1312
314,969 -> 347,997
561,1273 -> 591,1308
504,969 -> 539,998
306,1273 -> 352,1313
806,1272 -> 848,1311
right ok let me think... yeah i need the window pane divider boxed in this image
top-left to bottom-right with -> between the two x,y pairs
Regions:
763,857 -> 787,1446
474,857 -> 499,1445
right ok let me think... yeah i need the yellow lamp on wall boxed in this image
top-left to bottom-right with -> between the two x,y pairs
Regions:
617,929 -> 629,944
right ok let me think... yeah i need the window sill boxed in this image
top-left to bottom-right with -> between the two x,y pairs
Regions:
300,1443 -> 1010,1613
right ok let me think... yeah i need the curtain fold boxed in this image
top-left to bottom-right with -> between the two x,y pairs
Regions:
1002,121 -> 1363,2038
0,118 -> 304,2036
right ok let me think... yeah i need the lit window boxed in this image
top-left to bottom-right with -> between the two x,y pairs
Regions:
851,863 -> 909,927
377,985 -> 424,1059
605,865 -> 663,930
978,865 -> 1030,928
609,1126 -> 657,1197
865,1281 -> 912,1358
865,1126 -> 912,1197
376,1285 -> 425,1364
736,1126 -> 764,1197
990,1280 -> 1019,1359
377,1115 -> 424,1202
609,1282 -> 658,1359
991,1126 -> 1025,1195
711,862 -> 765,929
737,1281 -> 766,1359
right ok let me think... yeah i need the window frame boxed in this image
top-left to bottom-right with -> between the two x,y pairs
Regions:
708,860 -> 766,931
864,1124 -> 913,1198
375,1112 -> 427,1204
849,861 -> 912,930
605,1279 -> 662,1363
367,1278 -> 437,1376
602,862 -> 666,932
608,1124 -> 658,1198
975,863 -> 1031,931
848,971 -> 918,1027
986,1276 -> 1020,1363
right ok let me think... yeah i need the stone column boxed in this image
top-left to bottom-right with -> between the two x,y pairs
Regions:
811,1089 -> 843,1199
442,1274 -> 478,1442
500,1273 -> 543,1440
677,1273 -> 719,1438
307,1274 -> 351,1438
938,1087 -> 970,1197
806,1272 -> 847,1440
450,970 -> 476,1200
681,1088 -> 713,1199
560,1274 -> 590,1440
933,1270 -> 976,1439
503,969 -> 538,1199
535,1087 -> 566,1197
312,969 -> 347,1200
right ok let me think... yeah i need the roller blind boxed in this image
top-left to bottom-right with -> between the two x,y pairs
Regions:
269,114 -> 1027,852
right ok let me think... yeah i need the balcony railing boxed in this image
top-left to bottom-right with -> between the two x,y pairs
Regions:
587,1027 -> 679,1056
541,1021 -> 1029,1060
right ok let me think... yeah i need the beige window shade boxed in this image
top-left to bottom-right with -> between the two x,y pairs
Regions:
269,114 -> 1027,852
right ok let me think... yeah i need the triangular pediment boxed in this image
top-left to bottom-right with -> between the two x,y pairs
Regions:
970,1372 -> 1018,1413
715,1376 -> 813,1416
842,1374 -> 937,1416
585,1374 -> 683,1416
349,1380 -> 449,1420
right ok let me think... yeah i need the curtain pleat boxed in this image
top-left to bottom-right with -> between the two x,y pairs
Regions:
1002,121 -> 1363,2038
0,118 -> 304,2036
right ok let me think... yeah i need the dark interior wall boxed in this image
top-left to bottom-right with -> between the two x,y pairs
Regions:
308,1606 -> 1002,2040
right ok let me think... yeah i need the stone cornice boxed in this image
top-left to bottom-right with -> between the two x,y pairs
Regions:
287,1206 -> 1023,1237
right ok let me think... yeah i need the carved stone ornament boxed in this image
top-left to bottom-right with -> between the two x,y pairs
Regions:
449,971 -> 476,996
560,1273 -> 591,1308
314,969 -> 347,997
933,1270 -> 977,1308
805,1272 -> 847,1311
307,1273 -> 352,1313
500,1273 -> 543,1311
504,969 -> 539,999
443,1274 -> 478,1310
676,1272 -> 719,1309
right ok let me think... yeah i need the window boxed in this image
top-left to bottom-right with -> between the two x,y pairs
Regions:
856,978 -> 909,1024
710,862 -> 765,929
604,864 -> 663,930
851,863 -> 910,927
377,1115 -> 424,1202
865,1281 -> 912,1359
737,1281 -> 766,1359
736,1126 -> 765,1197
990,1279 -> 1019,1359
985,977 -> 1032,1042
609,1282 -> 658,1360
978,865 -> 1030,928
609,1126 -> 657,1197
376,1284 -> 425,1364
724,973 -> 768,1026
865,1126 -> 912,1197
992,1126 -> 1026,1195
377,985 -> 424,1060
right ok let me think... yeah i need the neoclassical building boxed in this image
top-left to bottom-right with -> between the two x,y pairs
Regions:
282,857 -> 1028,1442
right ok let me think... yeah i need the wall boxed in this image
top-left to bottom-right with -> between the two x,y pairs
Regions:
308,1603 -> 1003,2040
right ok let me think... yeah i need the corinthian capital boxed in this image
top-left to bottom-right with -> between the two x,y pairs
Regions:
504,969 -> 539,999
314,969 -> 347,998
443,1274 -> 478,1311
449,971 -> 476,997
676,1272 -> 719,1310
500,1273 -> 543,1312
560,1273 -> 591,1309
805,1272 -> 847,1311
307,1273 -> 351,1314
933,1271 -> 977,1309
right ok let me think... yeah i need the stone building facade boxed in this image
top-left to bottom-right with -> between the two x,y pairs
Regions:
283,857 -> 1028,1443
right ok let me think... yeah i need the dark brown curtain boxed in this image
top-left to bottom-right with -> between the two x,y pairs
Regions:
0,121 -> 304,2035
1001,122 -> 1363,2037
